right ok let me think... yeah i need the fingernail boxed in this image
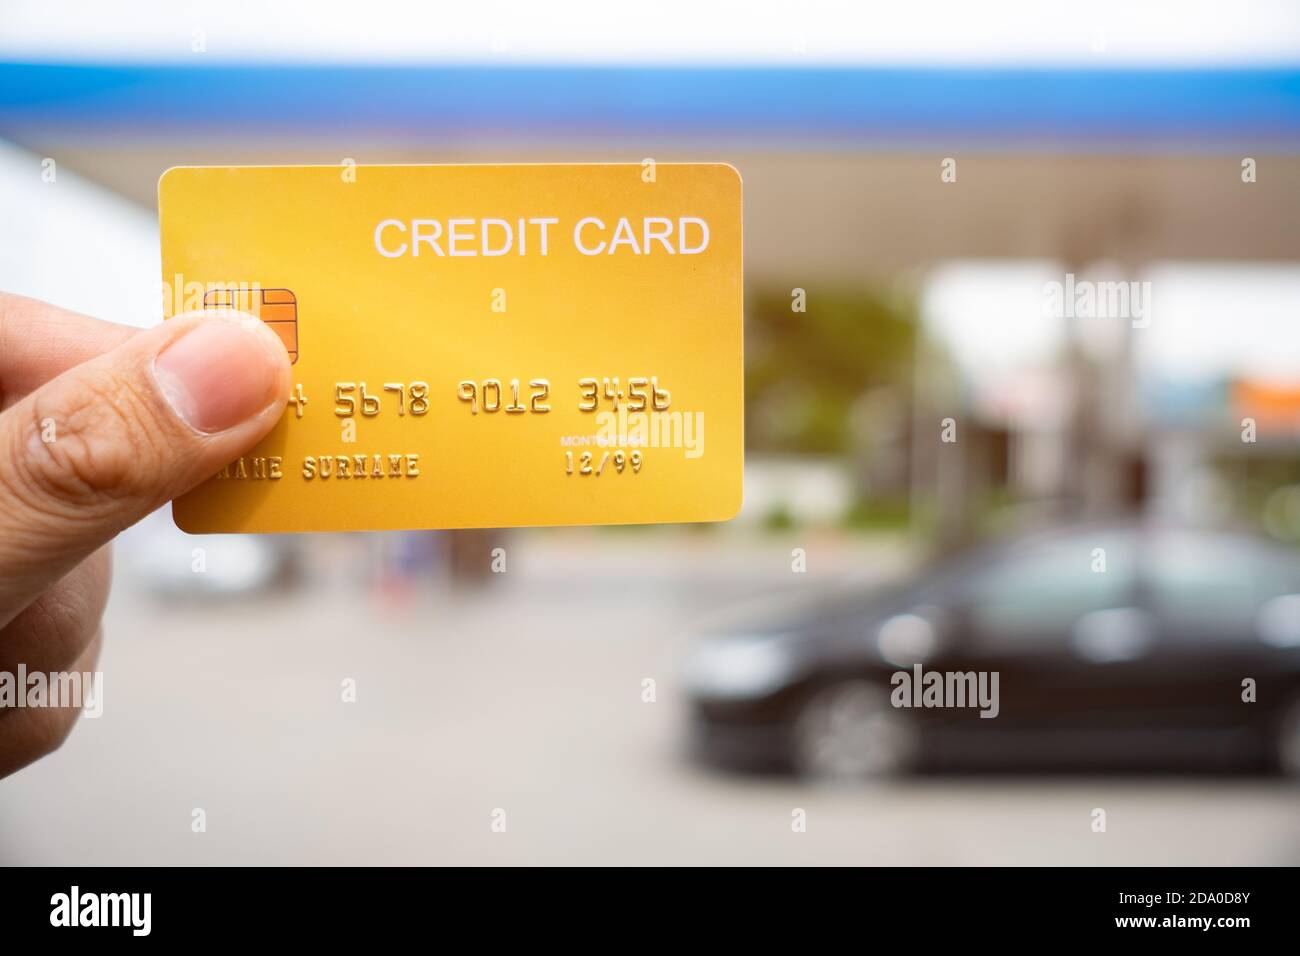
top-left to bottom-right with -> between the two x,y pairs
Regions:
153,317 -> 288,434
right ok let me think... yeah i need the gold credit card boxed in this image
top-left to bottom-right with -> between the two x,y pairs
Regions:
158,163 -> 743,533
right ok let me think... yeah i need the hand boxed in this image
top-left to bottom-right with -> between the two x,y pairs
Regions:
0,293 -> 291,777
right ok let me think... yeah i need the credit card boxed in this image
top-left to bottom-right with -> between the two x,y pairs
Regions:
158,163 -> 743,532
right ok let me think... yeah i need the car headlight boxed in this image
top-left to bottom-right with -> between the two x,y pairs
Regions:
682,633 -> 798,700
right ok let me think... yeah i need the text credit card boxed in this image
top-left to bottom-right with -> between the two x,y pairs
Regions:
158,163 -> 743,533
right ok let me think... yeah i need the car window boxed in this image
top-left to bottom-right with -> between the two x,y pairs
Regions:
1142,532 -> 1300,632
961,531 -> 1136,642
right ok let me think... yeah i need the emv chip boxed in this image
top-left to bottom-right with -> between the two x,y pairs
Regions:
202,287 -> 299,364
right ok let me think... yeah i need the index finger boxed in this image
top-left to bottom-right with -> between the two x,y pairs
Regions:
0,292 -> 141,406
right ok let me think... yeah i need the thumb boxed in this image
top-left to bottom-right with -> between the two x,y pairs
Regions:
0,311 -> 290,627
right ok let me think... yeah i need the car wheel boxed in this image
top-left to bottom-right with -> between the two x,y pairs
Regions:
1278,698 -> 1300,777
793,680 -> 917,782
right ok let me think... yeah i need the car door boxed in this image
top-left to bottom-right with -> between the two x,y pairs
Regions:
1137,530 -> 1300,764
924,527 -> 1162,768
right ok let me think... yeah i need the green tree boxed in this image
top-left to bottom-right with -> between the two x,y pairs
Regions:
745,286 -> 917,454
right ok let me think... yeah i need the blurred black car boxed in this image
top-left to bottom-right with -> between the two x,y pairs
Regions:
684,524 -> 1300,779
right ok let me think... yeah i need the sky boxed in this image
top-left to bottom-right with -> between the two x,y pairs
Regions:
923,260 -> 1300,390
1,0 -> 1297,66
